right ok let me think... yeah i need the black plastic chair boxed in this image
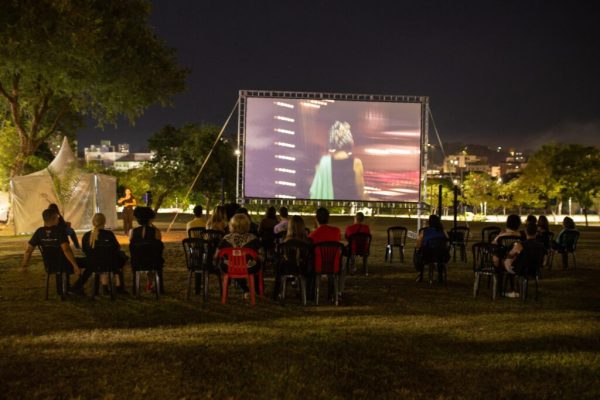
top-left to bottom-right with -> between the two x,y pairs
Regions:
346,233 -> 372,276
549,230 -> 579,270
417,237 -> 450,284
313,241 -> 345,306
481,226 -> 501,243
85,242 -> 121,300
385,226 -> 407,263
472,242 -> 499,300
513,244 -> 544,302
38,245 -> 70,300
188,227 -> 206,238
275,239 -> 312,305
449,226 -> 470,262
129,242 -> 163,300
182,238 -> 221,301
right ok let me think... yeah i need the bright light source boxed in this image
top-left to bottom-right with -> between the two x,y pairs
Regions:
275,180 -> 296,187
275,155 -> 296,161
274,116 -> 295,122
301,102 -> 320,109
275,168 -> 296,174
274,142 -> 295,148
274,101 -> 294,109
275,194 -> 296,199
309,100 -> 328,106
274,128 -> 295,135
234,149 -> 241,156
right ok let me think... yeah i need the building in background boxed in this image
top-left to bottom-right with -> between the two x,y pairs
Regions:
84,140 -> 151,170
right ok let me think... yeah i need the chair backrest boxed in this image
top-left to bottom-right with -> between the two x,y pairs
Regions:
449,227 -> 469,244
497,235 -> 522,253
200,229 -> 224,245
38,245 -> 68,274
129,242 -> 163,271
259,229 -> 276,251
313,241 -> 344,274
562,230 -> 580,252
515,240 -> 545,276
481,226 -> 501,243
188,227 -> 206,238
85,242 -> 120,273
387,226 -> 407,247
348,232 -> 372,256
217,247 -> 259,278
471,242 -> 493,272
182,238 -> 208,271
422,237 -> 450,264
278,239 -> 312,275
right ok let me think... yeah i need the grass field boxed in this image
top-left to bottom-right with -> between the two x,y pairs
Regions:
1,215 -> 599,399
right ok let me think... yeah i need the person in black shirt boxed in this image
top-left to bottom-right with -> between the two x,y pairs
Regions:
118,188 -> 137,235
130,206 -> 165,294
81,213 -> 129,294
47,203 -> 80,249
502,223 -> 545,298
20,208 -> 81,294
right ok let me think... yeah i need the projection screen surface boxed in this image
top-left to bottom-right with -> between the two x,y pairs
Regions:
243,97 -> 422,202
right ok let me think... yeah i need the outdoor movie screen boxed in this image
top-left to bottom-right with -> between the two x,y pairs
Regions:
243,97 -> 422,202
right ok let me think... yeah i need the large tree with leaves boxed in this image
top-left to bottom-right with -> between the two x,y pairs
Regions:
0,0 -> 187,177
146,124 -> 236,212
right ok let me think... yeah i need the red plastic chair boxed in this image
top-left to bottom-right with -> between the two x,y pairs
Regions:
217,247 -> 262,305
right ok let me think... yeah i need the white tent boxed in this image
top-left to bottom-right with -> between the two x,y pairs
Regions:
11,137 -> 118,234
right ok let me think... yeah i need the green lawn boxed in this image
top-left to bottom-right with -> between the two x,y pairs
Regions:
1,216 -> 599,399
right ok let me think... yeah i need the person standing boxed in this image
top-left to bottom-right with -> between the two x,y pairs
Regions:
117,188 -> 137,235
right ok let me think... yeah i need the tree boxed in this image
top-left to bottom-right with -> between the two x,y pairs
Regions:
551,144 -> 600,226
0,0 -> 187,177
519,144 -> 564,214
147,124 -> 236,212
462,172 -> 500,215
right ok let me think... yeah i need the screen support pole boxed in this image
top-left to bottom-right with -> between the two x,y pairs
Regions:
166,98 -> 240,233
418,98 -> 430,231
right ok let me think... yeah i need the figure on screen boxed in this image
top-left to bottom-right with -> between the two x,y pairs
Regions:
309,121 -> 365,200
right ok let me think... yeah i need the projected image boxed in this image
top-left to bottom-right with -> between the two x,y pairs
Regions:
244,97 -> 422,202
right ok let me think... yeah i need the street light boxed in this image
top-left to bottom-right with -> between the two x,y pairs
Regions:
234,149 -> 241,156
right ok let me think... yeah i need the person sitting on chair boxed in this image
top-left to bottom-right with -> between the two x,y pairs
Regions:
502,223 -> 545,298
186,205 -> 207,233
285,216 -> 310,243
47,203 -> 80,249
308,207 -> 341,244
344,211 -> 370,239
414,215 -> 448,281
215,213 -> 261,298
491,214 -> 522,268
206,205 -> 227,232
274,207 -> 290,234
552,216 -> 578,269
81,213 -> 129,294
236,207 -> 259,235
20,208 -> 82,294
130,207 -> 165,294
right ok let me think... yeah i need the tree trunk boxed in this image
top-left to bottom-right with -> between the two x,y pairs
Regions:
153,192 -> 168,214
584,207 -> 589,227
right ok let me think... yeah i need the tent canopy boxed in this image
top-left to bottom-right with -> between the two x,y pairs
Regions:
11,137 -> 118,234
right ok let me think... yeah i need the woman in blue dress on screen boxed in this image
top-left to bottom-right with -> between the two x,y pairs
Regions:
309,121 -> 365,200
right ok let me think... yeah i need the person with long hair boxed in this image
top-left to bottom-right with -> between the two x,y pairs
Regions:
130,207 -> 164,294
81,213 -> 128,294
285,215 -> 310,243
47,203 -> 80,249
309,121 -> 365,200
414,215 -> 449,282
259,206 -> 278,234
206,205 -> 227,232
117,188 -> 137,235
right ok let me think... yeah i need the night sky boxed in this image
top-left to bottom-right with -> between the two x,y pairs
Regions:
78,0 -> 600,152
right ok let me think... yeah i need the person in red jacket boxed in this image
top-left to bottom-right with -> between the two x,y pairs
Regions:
344,212 -> 371,239
309,207 -> 341,243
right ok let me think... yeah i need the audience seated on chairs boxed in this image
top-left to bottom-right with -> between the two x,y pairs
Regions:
20,208 -> 82,296
80,213 -> 128,295
552,216 -> 579,269
206,205 -> 227,233
186,205 -> 207,233
536,215 -> 553,264
48,203 -> 80,249
308,207 -> 343,299
491,214 -> 522,268
236,207 -> 259,235
502,223 -> 545,299
344,211 -> 371,239
309,207 -> 341,244
273,207 -> 289,234
414,215 -> 449,283
215,213 -> 262,299
130,207 -> 165,294
259,206 -> 278,235
273,215 -> 312,303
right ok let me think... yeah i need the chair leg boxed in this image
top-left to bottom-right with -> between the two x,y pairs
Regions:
492,274 -> 498,300
186,271 -> 193,300
221,275 -> 229,304
109,272 -> 115,301
521,277 -> 528,302
400,246 -> 404,263
61,272 -> 67,301
572,252 -> 576,269
535,276 -> 539,300
203,271 -> 209,302
135,271 -> 140,298
364,256 -> 368,276
334,274 -> 339,306
248,276 -> 256,306
428,264 -> 434,284
473,272 -> 480,297
154,272 -> 160,301
281,277 -> 287,302
315,274 -> 320,305
299,276 -> 307,306
45,273 -> 50,300
258,270 -> 264,297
